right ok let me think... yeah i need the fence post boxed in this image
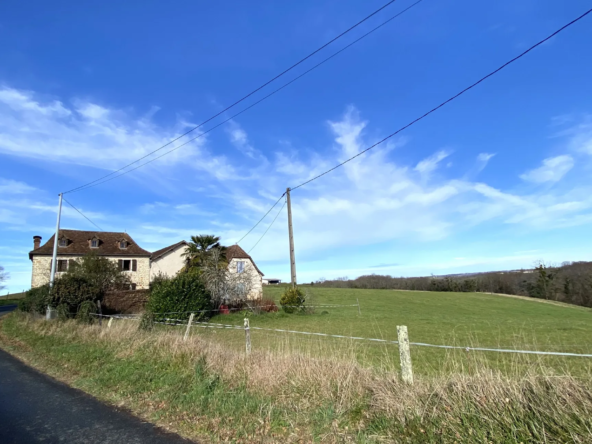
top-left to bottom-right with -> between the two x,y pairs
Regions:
184,313 -> 195,341
97,300 -> 103,327
397,325 -> 413,384
244,318 -> 251,355
107,317 -> 113,329
357,298 -> 361,316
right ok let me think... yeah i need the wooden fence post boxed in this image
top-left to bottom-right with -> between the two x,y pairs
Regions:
97,300 -> 103,327
397,325 -> 413,384
107,317 -> 113,329
184,313 -> 195,341
244,318 -> 251,355
357,298 -> 361,316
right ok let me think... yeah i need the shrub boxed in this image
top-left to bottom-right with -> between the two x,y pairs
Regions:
77,300 -> 97,324
18,284 -> 50,314
139,311 -> 155,331
48,274 -> 101,315
146,271 -> 212,321
279,286 -> 305,314
56,303 -> 71,321
248,298 -> 278,314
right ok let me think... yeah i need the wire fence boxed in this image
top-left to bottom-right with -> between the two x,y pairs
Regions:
92,312 -> 592,359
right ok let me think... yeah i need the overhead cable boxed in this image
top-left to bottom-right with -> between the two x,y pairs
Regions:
62,0 -> 403,194
290,7 -> 592,191
248,197 -> 287,253
63,197 -> 105,231
236,192 -> 286,245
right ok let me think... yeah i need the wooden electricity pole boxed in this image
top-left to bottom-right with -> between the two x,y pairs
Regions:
286,188 -> 297,287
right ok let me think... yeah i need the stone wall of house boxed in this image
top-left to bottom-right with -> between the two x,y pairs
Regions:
30,255 -> 151,289
228,258 -> 263,300
150,246 -> 186,280
31,256 -> 52,288
103,289 -> 149,314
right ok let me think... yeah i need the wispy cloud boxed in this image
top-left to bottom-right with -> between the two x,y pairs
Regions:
414,150 -> 451,176
520,155 -> 574,183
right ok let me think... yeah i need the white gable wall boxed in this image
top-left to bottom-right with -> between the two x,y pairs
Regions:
150,244 -> 187,280
228,258 -> 262,300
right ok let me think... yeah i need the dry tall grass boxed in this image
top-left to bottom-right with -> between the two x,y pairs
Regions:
7,314 -> 592,443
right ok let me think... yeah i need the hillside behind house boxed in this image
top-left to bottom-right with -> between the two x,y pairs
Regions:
314,261 -> 592,308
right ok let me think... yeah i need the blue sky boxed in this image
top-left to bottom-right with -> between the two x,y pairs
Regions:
1,0 -> 592,293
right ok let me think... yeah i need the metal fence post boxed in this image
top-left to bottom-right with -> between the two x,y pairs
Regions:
397,325 -> 413,384
184,313 -> 195,341
244,318 -> 251,355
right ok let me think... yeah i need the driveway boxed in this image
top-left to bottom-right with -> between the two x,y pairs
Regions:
0,347 -> 194,443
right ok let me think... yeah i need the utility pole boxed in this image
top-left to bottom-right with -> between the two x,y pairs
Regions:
286,188 -> 297,287
49,193 -> 63,288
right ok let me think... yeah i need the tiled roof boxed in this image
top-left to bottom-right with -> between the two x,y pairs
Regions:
151,240 -> 188,260
30,229 -> 151,259
226,244 -> 264,276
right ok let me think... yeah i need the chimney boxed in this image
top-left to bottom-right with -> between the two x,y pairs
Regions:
33,236 -> 42,250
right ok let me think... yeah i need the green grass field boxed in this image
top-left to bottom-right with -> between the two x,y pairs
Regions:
195,287 -> 592,376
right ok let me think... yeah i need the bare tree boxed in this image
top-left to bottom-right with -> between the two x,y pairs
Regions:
0,265 -> 8,291
200,248 -> 253,307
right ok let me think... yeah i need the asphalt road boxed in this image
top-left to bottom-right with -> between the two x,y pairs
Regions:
0,325 -> 194,443
0,304 -> 18,316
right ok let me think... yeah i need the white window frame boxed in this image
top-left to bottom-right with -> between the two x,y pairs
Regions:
58,238 -> 67,247
90,239 -> 99,248
237,261 -> 245,274
119,241 -> 127,249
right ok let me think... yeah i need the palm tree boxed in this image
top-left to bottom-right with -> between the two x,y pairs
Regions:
182,235 -> 226,269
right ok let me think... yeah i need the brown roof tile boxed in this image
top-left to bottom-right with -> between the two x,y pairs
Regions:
226,244 -> 264,276
30,229 -> 151,259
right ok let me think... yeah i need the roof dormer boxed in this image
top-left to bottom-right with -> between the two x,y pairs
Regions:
118,239 -> 129,250
89,236 -> 100,248
58,236 -> 69,248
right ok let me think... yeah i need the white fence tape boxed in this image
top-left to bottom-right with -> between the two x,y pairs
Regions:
93,313 -> 592,358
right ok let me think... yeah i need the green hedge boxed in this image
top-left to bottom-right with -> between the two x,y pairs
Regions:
146,272 -> 212,321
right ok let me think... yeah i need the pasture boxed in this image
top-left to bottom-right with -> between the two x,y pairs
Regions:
199,287 -> 592,376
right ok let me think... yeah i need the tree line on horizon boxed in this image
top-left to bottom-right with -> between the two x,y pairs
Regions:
313,261 -> 592,308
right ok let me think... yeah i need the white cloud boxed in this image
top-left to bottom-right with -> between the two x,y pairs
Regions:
520,155 -> 574,183
477,152 -> 495,163
0,85 -> 215,172
414,150 -> 451,176
0,178 -> 37,194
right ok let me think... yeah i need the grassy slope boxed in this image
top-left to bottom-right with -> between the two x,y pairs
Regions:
202,287 -> 592,376
3,312 -> 592,443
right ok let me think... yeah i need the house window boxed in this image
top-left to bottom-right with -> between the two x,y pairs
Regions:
119,241 -> 127,249
57,259 -> 68,272
91,239 -> 99,248
119,259 -> 137,272
58,238 -> 67,247
237,261 -> 245,274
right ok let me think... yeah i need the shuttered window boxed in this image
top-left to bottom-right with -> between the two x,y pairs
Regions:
132,260 -> 137,272
57,259 -> 68,272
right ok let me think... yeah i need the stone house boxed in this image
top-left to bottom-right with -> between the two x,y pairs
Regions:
30,231 -> 264,299
225,244 -> 264,300
149,241 -> 264,299
29,230 -> 152,289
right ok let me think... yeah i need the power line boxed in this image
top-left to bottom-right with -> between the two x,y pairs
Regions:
62,197 -> 105,231
236,192 -> 286,245
62,0 -> 402,195
248,197 -> 287,254
290,7 -> 592,191
64,0 -> 426,194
